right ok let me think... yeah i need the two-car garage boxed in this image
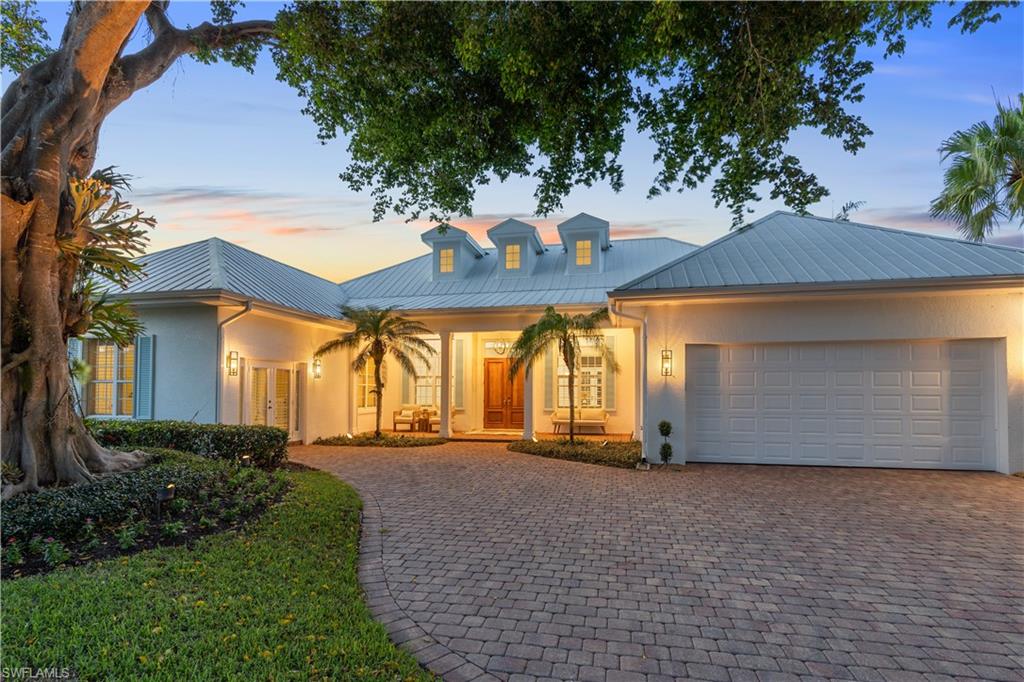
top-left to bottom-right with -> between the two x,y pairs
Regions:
685,339 -> 999,470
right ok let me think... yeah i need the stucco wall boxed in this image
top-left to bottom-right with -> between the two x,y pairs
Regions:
219,309 -> 350,442
356,324 -> 638,437
631,288 -> 1023,473
136,305 -> 218,423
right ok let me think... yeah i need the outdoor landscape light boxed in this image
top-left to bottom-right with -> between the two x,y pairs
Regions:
345,433 -> 353,440
660,349 -> 673,376
240,455 -> 252,468
156,482 -> 176,518
531,436 -> 538,443
312,357 -> 322,379
227,350 -> 239,376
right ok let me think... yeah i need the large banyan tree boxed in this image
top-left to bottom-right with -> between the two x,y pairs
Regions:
0,0 -> 1007,497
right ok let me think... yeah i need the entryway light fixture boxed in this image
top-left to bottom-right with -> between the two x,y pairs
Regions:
312,358 -> 322,379
660,349 -> 673,376
227,350 -> 239,376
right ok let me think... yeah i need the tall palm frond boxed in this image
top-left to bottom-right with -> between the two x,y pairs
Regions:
930,94 -> 1024,241
507,306 -> 616,443
316,306 -> 437,438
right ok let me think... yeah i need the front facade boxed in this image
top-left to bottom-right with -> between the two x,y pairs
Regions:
92,212 -> 1024,473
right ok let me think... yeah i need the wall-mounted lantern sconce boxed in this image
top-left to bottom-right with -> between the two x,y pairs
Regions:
660,349 -> 673,376
227,350 -> 239,376
312,358 -> 322,379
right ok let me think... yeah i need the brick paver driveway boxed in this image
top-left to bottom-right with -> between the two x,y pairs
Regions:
292,443 -> 1024,682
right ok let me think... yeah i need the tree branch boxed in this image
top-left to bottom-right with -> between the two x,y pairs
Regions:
115,14 -> 275,101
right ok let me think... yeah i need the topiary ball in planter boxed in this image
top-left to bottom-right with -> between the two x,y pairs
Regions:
658,420 -> 672,438
659,442 -> 673,465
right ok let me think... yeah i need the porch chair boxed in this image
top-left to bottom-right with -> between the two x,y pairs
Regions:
393,405 -> 419,431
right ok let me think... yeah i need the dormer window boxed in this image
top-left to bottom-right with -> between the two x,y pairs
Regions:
505,244 -> 521,270
575,240 -> 592,266
439,248 -> 454,273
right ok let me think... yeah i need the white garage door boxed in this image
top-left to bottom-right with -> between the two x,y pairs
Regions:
686,340 -> 998,470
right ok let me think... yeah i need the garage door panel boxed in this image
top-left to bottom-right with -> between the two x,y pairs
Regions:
797,393 -> 826,410
686,340 -> 997,470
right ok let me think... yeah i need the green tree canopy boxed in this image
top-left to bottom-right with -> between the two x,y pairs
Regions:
269,1 -> 1011,224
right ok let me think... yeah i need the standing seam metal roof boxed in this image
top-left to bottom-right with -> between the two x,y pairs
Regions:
114,238 -> 346,319
616,212 -> 1024,292
339,237 -> 698,311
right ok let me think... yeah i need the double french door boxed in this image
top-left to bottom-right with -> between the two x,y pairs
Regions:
483,359 -> 524,430
247,362 -> 301,440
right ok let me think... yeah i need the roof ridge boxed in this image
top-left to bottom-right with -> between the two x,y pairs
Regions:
612,213 -> 781,291
207,238 -> 226,289
209,238 -> 342,288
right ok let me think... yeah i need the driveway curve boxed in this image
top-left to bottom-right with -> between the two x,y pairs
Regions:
291,443 -> 1024,682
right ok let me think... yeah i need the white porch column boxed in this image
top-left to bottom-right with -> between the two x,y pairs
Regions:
522,360 -> 535,440
439,329 -> 452,438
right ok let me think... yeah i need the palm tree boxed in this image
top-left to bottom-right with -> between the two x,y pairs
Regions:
930,94 -> 1023,241
508,306 -> 618,443
316,307 -> 436,439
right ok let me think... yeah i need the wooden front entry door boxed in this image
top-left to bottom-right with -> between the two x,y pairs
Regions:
483,359 -> 524,429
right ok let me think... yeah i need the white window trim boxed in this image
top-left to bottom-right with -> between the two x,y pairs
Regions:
556,352 -> 604,409
357,359 -> 377,409
575,239 -> 592,267
411,338 -> 442,406
438,247 -> 455,274
84,340 -> 135,419
505,243 -> 521,271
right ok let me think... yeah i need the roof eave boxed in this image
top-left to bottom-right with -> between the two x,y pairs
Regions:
107,289 -> 352,328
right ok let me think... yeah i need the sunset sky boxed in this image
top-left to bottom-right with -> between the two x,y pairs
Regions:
11,2 -> 1024,281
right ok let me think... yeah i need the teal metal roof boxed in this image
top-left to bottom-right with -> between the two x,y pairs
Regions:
616,212 -> 1024,293
115,238 -> 345,318
339,237 -> 697,311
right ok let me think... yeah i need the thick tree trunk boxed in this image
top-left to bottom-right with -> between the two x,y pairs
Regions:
1,2 -> 274,498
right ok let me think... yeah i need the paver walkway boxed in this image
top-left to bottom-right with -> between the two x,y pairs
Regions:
291,443 -> 1024,682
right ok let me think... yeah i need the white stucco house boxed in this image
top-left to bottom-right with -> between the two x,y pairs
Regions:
81,211 -> 1024,473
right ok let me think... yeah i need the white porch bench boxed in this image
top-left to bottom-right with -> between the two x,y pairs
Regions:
550,408 -> 609,434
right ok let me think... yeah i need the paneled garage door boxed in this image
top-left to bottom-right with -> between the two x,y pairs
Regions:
686,340 -> 997,470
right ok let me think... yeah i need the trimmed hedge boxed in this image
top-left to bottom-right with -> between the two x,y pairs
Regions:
507,439 -> 642,468
0,449 -> 274,545
88,419 -> 288,468
314,433 -> 447,447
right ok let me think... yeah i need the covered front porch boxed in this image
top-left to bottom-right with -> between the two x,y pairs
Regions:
351,312 -> 641,443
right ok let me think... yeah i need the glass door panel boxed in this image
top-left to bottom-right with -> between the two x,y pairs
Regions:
250,367 -> 268,426
273,368 -> 291,431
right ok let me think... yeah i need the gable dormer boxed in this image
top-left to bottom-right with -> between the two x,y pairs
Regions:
557,213 -> 610,274
421,224 -> 486,280
486,218 -> 545,277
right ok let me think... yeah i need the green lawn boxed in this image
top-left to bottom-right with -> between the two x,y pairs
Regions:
2,470 -> 432,681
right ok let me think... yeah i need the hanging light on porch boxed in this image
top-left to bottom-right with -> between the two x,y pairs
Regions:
660,349 -> 673,376
312,358 -> 322,379
226,350 -> 239,376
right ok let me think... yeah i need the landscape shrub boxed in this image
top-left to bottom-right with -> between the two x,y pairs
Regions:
1,448 -> 288,576
313,433 -> 447,447
2,471 -> 431,680
88,419 -> 288,468
660,442 -> 673,464
507,439 -> 641,468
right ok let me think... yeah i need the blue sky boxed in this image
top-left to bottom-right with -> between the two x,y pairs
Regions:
12,2 -> 1024,280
